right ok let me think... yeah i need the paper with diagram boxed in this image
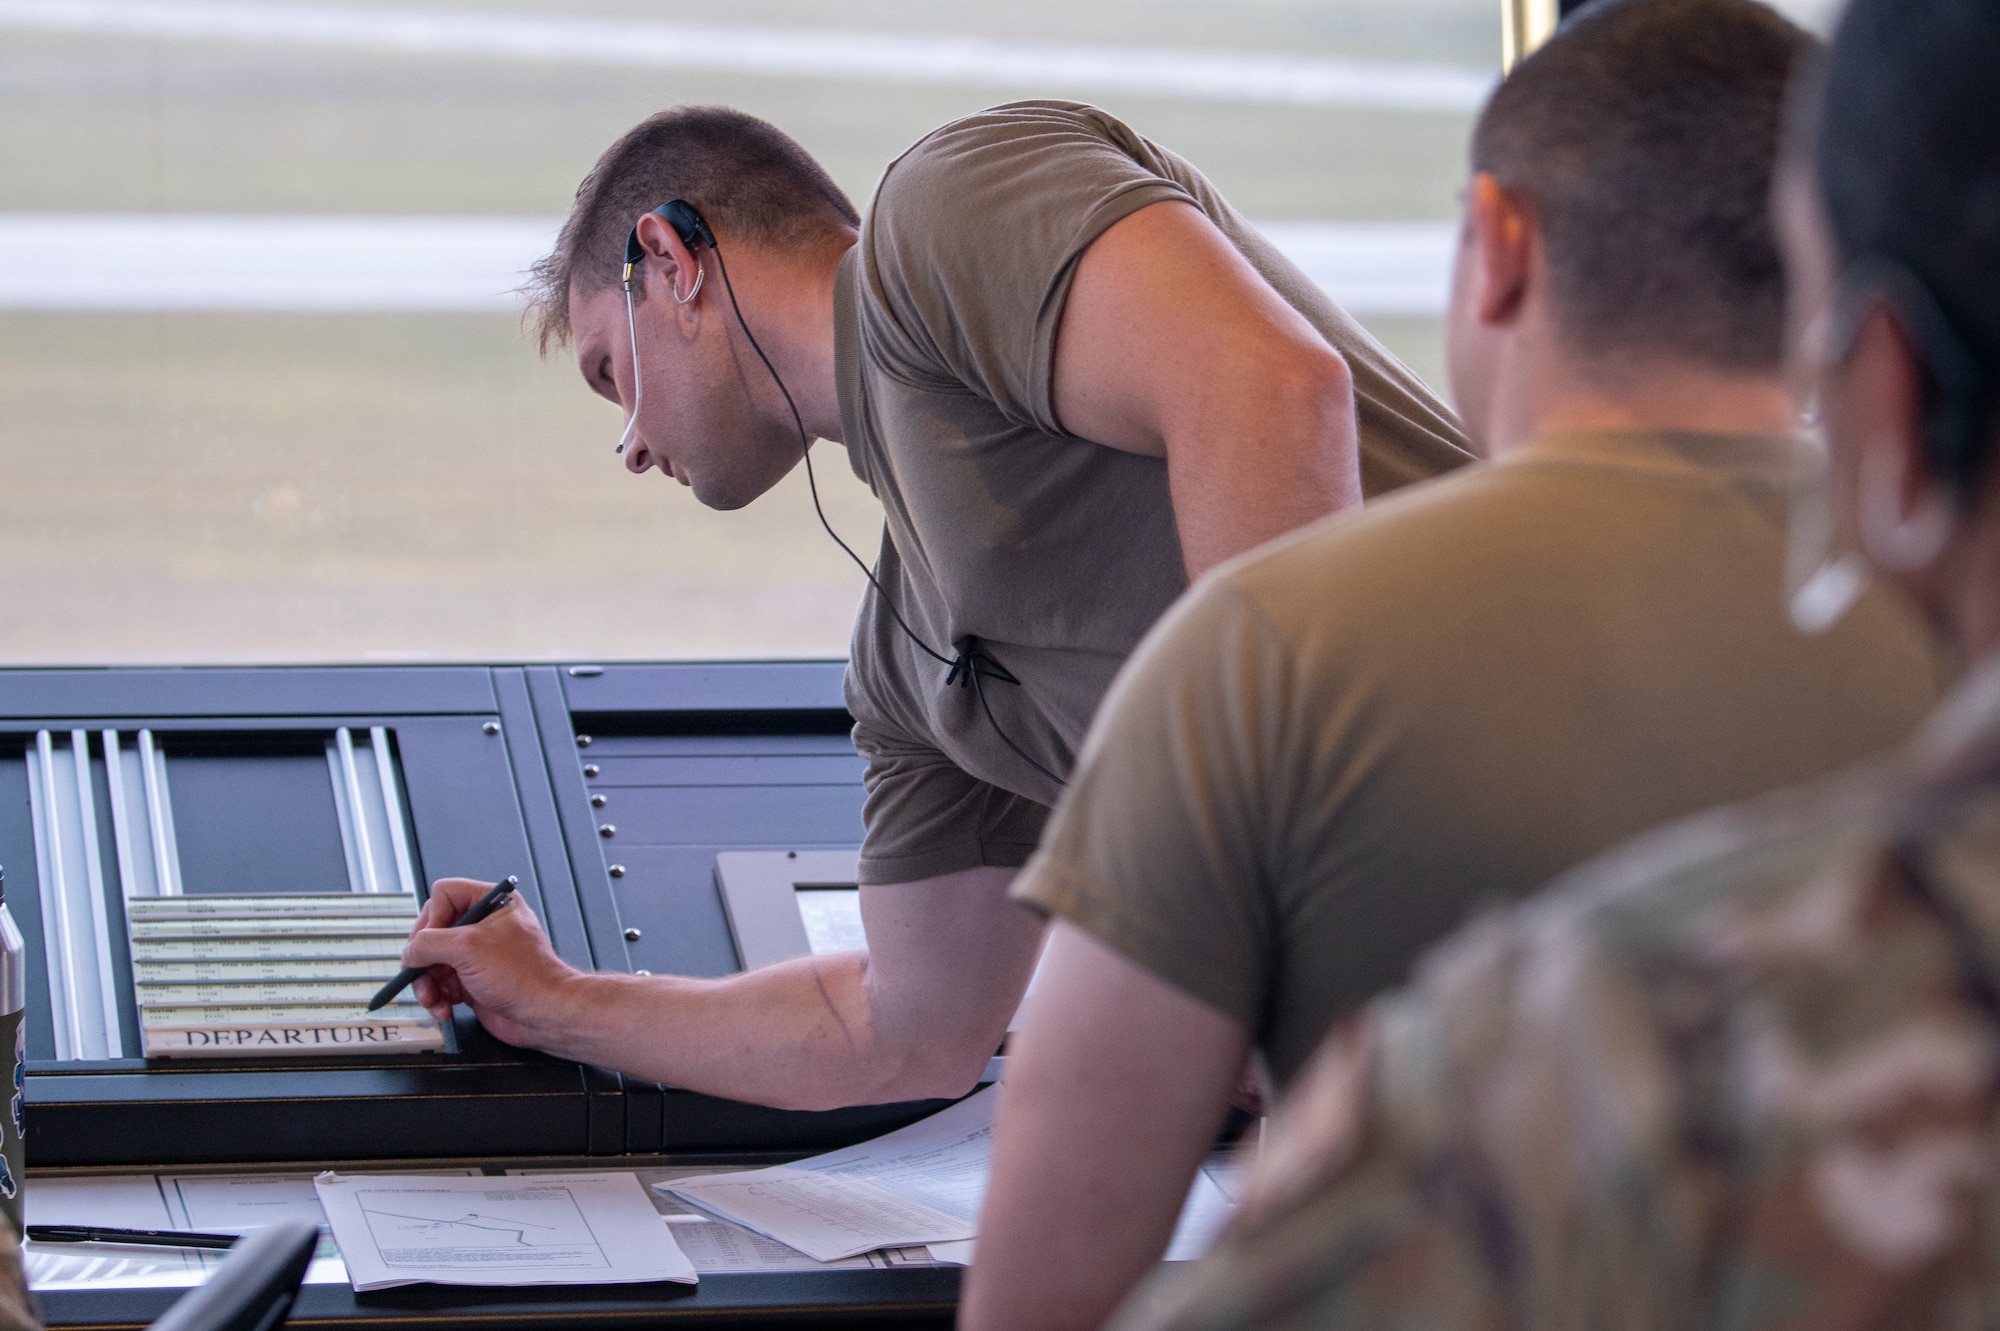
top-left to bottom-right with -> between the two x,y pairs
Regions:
314,1172 -> 695,1290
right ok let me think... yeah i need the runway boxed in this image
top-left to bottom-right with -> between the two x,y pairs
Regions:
0,215 -> 1456,317
0,0 -> 1494,113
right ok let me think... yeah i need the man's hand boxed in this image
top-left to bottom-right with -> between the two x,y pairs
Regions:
398,867 -> 1043,1112
403,878 -> 584,1048
1052,200 -> 1363,578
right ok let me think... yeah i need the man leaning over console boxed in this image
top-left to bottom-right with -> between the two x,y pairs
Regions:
965,2 -> 1948,1327
393,103 -> 1469,1109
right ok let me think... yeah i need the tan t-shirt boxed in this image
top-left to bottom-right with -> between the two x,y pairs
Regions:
837,100 -> 1473,884
1013,429 -> 1948,1087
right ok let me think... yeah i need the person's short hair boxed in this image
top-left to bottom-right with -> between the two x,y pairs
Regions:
526,106 -> 859,352
1471,0 -> 1816,372
1814,0 -> 2000,495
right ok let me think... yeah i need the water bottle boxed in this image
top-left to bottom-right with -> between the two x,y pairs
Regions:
0,868 -> 23,1238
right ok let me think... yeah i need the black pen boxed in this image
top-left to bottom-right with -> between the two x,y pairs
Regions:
28,1225 -> 239,1251
366,876 -> 518,1012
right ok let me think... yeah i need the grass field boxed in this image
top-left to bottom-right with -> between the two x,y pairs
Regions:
0,0 -> 1479,663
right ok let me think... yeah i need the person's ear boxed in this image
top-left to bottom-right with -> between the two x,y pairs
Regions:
1465,173 -> 1535,329
632,210 -> 704,308
1844,302 -> 1955,573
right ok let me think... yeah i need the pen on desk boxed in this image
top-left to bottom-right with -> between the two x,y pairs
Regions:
27,1225 -> 239,1250
366,876 -> 518,1012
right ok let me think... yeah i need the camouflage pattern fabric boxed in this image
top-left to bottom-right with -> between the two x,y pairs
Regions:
1115,661 -> 2000,1331
0,1226 -> 35,1331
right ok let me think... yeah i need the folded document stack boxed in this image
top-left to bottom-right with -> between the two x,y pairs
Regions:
129,895 -> 442,1057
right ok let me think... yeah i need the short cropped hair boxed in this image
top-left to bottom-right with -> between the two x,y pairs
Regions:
526,106 -> 859,352
1814,0 -> 2000,494
1472,0 -> 1816,372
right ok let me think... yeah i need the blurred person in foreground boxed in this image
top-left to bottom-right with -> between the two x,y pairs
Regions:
0,1230 -> 32,1331
395,100 -> 1470,1111
965,1 -> 1950,1326
1109,0 -> 2000,1326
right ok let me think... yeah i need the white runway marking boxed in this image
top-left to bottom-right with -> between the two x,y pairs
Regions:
0,215 -> 1454,316
0,0 -> 1495,113
0,215 -> 560,312
1260,220 -> 1455,319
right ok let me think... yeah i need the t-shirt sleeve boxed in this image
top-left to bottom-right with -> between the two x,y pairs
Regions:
1011,575 -> 1304,1028
856,101 -> 1197,438
849,697 -> 1051,887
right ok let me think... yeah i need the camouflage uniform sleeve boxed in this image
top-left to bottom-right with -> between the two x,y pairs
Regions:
1116,766 -> 2000,1331
1112,895 -> 1708,1331
0,1227 -> 40,1331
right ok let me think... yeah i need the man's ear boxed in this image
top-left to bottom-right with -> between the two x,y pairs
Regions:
1466,173 -> 1535,329
632,210 -> 703,306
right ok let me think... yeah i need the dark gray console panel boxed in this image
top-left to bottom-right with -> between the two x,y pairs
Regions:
0,663 -> 945,1167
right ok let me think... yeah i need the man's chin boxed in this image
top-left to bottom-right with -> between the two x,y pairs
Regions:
688,473 -> 757,512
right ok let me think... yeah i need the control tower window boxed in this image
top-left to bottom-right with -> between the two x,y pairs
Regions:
1,0 -> 1520,665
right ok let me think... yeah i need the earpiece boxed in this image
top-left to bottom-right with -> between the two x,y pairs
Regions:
657,200 -> 715,250
623,200 -> 715,287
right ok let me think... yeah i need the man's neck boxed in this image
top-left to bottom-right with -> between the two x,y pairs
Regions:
1484,350 -> 1798,457
722,233 -> 855,445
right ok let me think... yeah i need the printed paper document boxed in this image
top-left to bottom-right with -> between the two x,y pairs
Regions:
663,1086 -> 1242,1265
923,1163 -> 1235,1266
664,1085 -> 997,1261
23,1170 -> 474,1291
315,1172 -> 695,1290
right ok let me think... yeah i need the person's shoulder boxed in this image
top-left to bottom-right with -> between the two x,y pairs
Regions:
868,101 -> 1147,226
1530,758 -> 1889,968
1087,472 -> 1520,712
884,101 -> 1133,173
1195,459 -> 1528,624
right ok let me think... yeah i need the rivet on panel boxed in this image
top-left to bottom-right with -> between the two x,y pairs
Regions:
598,824 -> 616,838
576,734 -> 593,748
582,764 -> 599,778
607,864 -> 626,878
482,721 -> 500,735
590,794 -> 607,807
623,927 -> 642,942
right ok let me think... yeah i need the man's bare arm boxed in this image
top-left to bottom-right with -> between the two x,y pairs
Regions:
1051,200 -> 1363,578
402,867 -> 1043,1111
961,922 -> 1249,1331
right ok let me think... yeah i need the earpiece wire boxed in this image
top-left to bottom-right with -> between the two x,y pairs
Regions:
614,276 -> 644,456
704,238 -> 1067,790
707,243 -> 950,668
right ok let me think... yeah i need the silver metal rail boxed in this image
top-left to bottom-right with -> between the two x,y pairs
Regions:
26,724 -> 419,1062
371,726 -> 419,897
334,727 -> 382,894
26,731 -> 125,1060
138,728 -> 183,897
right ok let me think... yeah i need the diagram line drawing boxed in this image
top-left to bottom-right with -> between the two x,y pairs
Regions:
357,1205 -> 559,1246
353,1186 -> 611,1268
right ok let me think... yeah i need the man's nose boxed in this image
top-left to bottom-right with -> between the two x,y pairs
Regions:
623,439 -> 656,475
